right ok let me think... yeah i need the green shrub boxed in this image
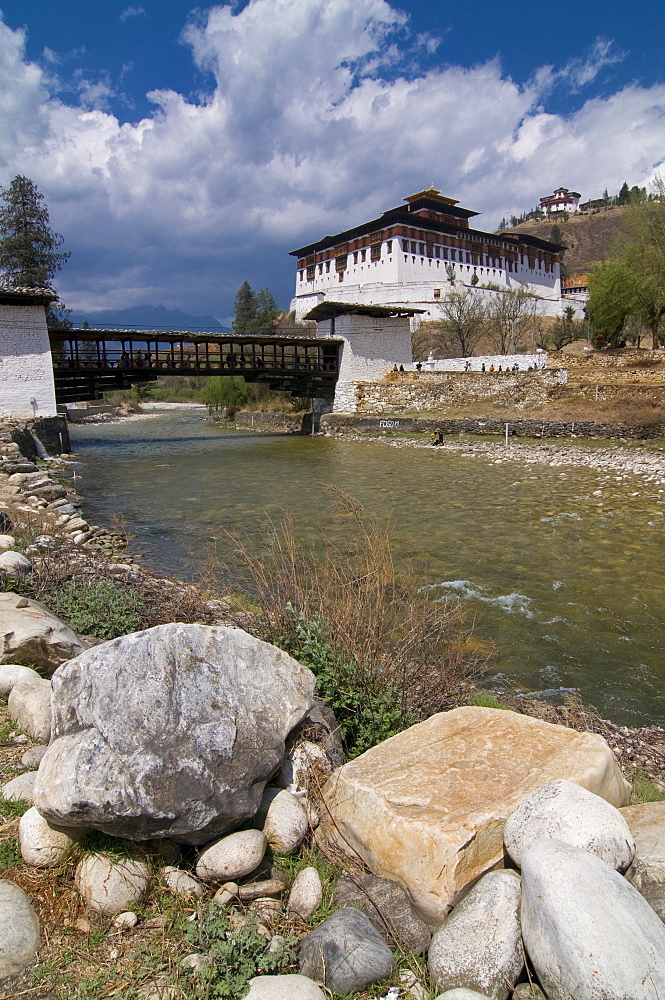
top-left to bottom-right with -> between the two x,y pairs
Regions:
632,775 -> 665,803
471,690 -> 515,711
45,578 -> 145,639
0,838 -> 21,870
185,906 -> 297,998
278,606 -> 408,758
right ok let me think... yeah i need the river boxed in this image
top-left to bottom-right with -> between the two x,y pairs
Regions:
68,407 -> 665,728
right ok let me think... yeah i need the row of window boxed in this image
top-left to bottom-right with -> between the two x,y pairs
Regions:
298,237 -> 555,281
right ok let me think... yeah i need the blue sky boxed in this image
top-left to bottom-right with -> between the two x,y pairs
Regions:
0,0 -> 663,323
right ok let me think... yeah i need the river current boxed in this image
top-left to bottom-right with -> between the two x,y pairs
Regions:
68,407 -> 665,728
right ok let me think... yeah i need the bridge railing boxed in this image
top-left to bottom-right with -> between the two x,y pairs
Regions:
49,332 -> 339,374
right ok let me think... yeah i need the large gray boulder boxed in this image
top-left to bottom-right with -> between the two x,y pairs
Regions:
0,880 -> 40,980
34,624 -> 315,842
504,779 -> 635,870
298,907 -> 394,994
428,871 -> 523,1000
0,592 -> 89,672
521,839 -> 665,999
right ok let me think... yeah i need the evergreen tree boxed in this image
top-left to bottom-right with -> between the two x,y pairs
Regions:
0,175 -> 70,288
617,181 -> 630,205
233,281 -> 281,336
233,280 -> 257,334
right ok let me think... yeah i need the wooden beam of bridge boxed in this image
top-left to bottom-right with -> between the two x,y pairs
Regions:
49,328 -> 341,404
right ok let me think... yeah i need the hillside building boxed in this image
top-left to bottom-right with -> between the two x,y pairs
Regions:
290,188 -> 566,324
539,187 -> 581,216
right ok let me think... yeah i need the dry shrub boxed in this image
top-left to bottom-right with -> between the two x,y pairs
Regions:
224,485 -> 482,755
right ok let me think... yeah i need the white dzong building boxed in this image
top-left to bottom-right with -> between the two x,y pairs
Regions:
290,188 -> 568,324
539,186 -> 581,216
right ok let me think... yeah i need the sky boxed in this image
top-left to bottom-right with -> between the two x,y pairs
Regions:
0,0 -> 663,325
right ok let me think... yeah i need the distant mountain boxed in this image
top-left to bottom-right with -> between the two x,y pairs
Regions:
68,304 -> 230,334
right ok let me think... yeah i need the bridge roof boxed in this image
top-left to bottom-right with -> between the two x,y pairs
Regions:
0,285 -> 57,306
304,301 -> 425,321
49,328 -> 343,346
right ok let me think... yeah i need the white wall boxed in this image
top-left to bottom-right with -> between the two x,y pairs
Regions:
0,302 -> 57,418
317,313 -> 412,412
408,353 -> 546,372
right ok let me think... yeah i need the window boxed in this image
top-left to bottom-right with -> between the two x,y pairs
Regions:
370,243 -> 381,261
306,266 -> 315,281
353,252 -> 358,264
434,288 -> 441,299
386,240 -> 392,254
361,249 -> 366,262
325,261 -> 331,273
419,243 -> 426,255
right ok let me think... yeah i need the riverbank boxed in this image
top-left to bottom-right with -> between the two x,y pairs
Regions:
320,421 -> 665,484
0,418 -> 663,788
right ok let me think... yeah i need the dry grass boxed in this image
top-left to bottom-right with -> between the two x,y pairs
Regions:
223,485 -> 483,736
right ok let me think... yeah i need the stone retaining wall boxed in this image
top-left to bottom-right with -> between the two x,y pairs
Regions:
320,413 -> 665,441
355,371 -> 567,414
0,416 -> 71,460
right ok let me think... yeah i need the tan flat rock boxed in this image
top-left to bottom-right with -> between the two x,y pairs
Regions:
620,801 -> 665,861
318,707 -> 630,926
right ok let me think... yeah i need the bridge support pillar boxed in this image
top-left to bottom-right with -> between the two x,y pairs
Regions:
0,290 -> 58,419
316,312 -> 412,413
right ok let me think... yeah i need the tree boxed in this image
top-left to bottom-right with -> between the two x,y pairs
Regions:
439,288 -> 486,357
587,176 -> 665,347
233,282 -> 281,336
617,181 -> 630,205
201,376 -> 252,417
0,175 -> 70,288
233,281 -> 257,335
548,305 -> 579,350
486,287 -> 540,354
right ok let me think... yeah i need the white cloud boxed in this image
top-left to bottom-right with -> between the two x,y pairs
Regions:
0,0 -> 663,316
120,7 -> 146,22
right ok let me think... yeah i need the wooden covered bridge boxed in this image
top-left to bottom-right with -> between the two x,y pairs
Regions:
49,328 -> 342,404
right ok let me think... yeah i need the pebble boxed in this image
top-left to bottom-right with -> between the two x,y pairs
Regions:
287,867 -> 323,921
113,911 -> 139,929
161,866 -> 205,899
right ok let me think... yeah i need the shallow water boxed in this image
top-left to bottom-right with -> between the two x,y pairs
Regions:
69,409 -> 665,727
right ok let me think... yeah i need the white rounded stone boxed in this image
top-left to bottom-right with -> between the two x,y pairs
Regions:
287,867 -> 323,920
161,866 -> 205,898
0,879 -> 40,980
2,771 -> 37,803
21,745 -> 48,768
8,678 -> 52,742
245,974 -> 327,999
520,839 -> 665,1000
504,778 -> 635,870
19,807 -> 85,867
261,788 -> 309,855
0,535 -> 15,551
0,664 -> 42,697
196,829 -> 267,882
0,551 -> 31,576
428,871 -> 523,1000
113,911 -> 138,929
76,853 -> 150,915
434,992 -> 492,1000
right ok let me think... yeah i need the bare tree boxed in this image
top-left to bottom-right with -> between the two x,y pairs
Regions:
485,287 -> 541,354
439,288 -> 486,357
